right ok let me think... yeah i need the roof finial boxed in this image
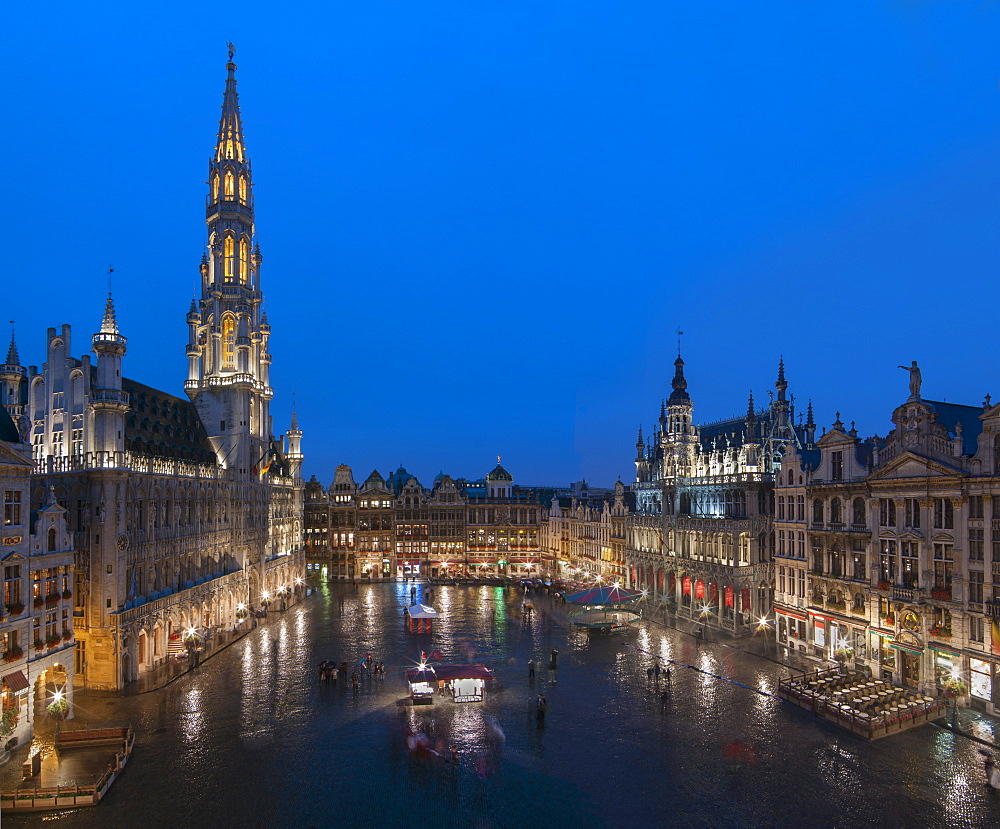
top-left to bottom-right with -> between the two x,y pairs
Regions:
291,392 -> 299,430
227,41 -> 235,62
497,453 -> 502,465
100,267 -> 119,335
677,328 -> 684,357
5,320 -> 18,366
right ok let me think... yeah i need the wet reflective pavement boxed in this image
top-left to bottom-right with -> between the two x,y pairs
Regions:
7,582 -> 998,828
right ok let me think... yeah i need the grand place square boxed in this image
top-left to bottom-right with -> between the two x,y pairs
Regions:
3,6 -> 1000,827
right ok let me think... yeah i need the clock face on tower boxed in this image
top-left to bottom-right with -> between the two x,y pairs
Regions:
116,533 -> 129,552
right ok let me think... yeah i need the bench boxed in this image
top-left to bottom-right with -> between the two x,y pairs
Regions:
56,728 -> 129,750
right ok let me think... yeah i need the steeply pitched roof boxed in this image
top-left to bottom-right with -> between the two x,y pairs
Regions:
0,405 -> 19,444
925,400 -> 982,455
122,378 -> 217,464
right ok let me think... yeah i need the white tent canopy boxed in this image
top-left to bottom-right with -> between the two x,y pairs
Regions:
406,604 -> 439,619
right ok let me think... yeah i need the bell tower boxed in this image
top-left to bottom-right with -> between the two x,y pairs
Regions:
186,46 -> 273,478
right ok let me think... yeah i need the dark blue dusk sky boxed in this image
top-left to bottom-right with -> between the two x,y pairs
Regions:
3,2 -> 999,487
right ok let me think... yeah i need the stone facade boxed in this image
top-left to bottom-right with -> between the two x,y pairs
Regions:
2,55 -> 304,690
0,404 -> 75,752
626,356 -> 811,635
774,369 -> 1000,713
304,463 -> 548,579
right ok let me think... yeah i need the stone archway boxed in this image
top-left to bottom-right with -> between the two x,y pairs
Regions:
121,652 -> 131,685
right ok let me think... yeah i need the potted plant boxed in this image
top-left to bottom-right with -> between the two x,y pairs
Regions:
943,677 -> 968,700
931,587 -> 951,601
884,614 -> 895,626
5,603 -> 23,616
0,709 -> 19,738
61,589 -> 72,600
2,646 -> 23,663
877,580 -> 891,591
32,639 -> 43,651
834,646 -> 854,662
44,594 -> 60,607
46,698 -> 69,722
45,634 -> 60,649
32,597 -> 44,609
62,628 -> 72,642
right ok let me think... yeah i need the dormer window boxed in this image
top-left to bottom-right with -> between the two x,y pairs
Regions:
831,451 -> 843,481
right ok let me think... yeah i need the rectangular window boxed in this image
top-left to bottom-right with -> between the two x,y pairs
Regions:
901,542 -> 918,588
971,617 -> 985,644
933,543 -> 953,593
904,499 -> 920,529
933,499 -> 954,530
777,497 -> 785,521
969,496 -> 984,520
880,540 -> 896,583
969,528 -> 984,562
3,491 -> 21,527
797,496 -> 804,521
879,498 -> 896,527
970,571 -> 984,603
831,451 -> 843,481
71,429 -> 83,457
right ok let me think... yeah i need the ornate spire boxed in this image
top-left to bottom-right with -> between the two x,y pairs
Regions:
806,399 -> 815,428
100,292 -> 119,335
215,46 -> 246,164
5,321 -> 18,366
776,356 -> 787,401
668,354 -> 690,404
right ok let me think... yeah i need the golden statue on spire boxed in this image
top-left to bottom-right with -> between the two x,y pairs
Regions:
227,42 -> 236,61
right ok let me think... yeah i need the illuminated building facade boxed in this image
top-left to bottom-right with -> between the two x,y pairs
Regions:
627,355 -> 810,635
2,54 -> 304,690
303,462 -> 548,579
0,402 -> 76,749
774,369 -> 1000,713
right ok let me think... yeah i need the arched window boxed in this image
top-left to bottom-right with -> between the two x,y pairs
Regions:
224,171 -> 235,198
239,175 -> 248,203
830,498 -> 842,524
47,527 -> 56,552
212,174 -> 220,200
222,318 -> 235,370
224,236 -> 234,279
853,498 -> 866,526
240,239 -> 249,283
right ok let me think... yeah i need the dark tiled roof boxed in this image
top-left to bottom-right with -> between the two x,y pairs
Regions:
925,400 -> 982,455
0,405 -> 19,443
122,378 -> 217,464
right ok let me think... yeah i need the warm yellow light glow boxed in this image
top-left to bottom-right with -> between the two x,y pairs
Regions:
237,603 -> 245,611
261,591 -> 270,601
295,577 -> 303,585
185,627 -> 197,639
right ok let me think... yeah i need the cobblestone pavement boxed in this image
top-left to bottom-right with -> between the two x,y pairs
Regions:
4,582 -> 999,828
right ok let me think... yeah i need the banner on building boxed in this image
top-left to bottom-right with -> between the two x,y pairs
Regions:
991,620 -> 1000,656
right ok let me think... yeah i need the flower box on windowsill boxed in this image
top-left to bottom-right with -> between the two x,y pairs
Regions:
928,627 -> 952,638
883,616 -> 895,626
32,598 -> 44,609
930,588 -> 952,601
5,603 -> 23,617
32,640 -> 43,652
877,580 -> 891,591
61,590 -> 72,600
2,647 -> 23,663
